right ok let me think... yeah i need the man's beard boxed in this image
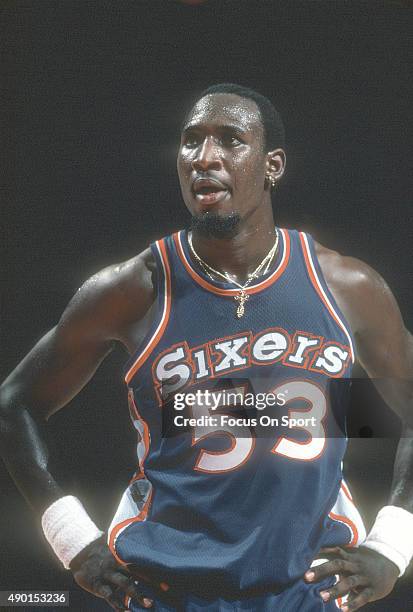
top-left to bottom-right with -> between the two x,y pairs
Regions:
190,211 -> 241,239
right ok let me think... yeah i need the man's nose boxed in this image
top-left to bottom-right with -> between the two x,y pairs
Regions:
191,136 -> 222,172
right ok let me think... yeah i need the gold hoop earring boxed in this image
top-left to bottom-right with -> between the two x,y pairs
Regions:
265,171 -> 277,188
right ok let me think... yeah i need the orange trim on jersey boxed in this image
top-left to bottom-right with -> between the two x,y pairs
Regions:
299,233 -> 355,363
341,480 -> 354,503
108,391 -> 153,566
109,489 -> 153,565
128,390 -> 150,473
328,511 -> 359,547
125,239 -> 172,385
173,228 -> 291,296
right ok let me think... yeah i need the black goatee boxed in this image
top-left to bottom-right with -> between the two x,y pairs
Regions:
190,211 -> 241,239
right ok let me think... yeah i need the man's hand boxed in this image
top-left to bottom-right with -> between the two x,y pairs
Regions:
304,546 -> 399,611
70,539 -> 153,611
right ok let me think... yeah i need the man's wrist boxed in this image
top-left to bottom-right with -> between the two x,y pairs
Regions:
41,495 -> 104,569
69,533 -> 106,572
361,505 -> 413,577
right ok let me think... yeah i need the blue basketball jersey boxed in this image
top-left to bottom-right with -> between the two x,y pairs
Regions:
108,228 -> 365,601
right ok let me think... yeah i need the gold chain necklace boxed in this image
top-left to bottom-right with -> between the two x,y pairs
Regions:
188,229 -> 279,318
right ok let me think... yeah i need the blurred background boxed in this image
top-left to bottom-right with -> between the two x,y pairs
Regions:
2,1 -> 412,610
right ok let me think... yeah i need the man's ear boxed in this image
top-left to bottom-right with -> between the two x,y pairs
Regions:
266,148 -> 286,185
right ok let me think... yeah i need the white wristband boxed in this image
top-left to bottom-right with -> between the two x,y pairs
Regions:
361,505 -> 413,577
41,495 -> 104,569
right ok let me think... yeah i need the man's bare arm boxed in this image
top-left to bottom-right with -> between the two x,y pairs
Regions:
305,244 -> 413,611
0,250 -> 155,512
0,250 -> 157,609
343,265 -> 413,512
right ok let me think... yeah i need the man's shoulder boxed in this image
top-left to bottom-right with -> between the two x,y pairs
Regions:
314,241 -> 399,338
59,247 -> 156,343
314,241 -> 383,295
80,247 -> 155,302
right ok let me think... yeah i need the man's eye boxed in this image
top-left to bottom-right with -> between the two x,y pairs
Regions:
183,136 -> 200,148
221,135 -> 242,147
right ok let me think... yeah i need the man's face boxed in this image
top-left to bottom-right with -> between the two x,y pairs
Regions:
177,93 -> 269,236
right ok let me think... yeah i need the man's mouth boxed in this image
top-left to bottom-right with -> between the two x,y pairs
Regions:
192,178 -> 230,206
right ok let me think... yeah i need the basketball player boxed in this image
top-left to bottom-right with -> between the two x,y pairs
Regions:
1,84 -> 413,611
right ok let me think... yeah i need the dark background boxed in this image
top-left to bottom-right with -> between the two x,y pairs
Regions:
2,1 -> 412,610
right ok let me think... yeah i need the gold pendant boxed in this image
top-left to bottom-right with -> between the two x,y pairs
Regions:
234,290 -> 249,318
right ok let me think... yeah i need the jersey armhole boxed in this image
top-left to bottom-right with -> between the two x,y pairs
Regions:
299,232 -> 355,364
123,239 -> 172,385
